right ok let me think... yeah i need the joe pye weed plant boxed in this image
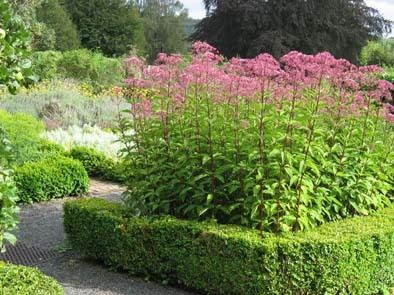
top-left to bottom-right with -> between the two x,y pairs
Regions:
118,42 -> 394,233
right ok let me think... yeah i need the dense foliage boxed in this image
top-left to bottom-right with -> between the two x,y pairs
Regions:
119,43 -> 394,233
383,68 -> 394,84
137,0 -> 188,61
69,146 -> 124,182
65,198 -> 394,295
360,39 -> 394,67
64,0 -> 145,56
0,110 -> 45,165
9,0 -> 57,51
0,127 -> 18,251
0,262 -> 64,294
193,0 -> 392,63
36,0 -> 80,51
32,50 -> 123,88
0,0 -> 34,94
14,156 -> 89,203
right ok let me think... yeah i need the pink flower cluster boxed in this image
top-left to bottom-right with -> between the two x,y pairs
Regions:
123,42 -> 394,123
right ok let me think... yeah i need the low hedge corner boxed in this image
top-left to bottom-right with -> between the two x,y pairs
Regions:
15,156 -> 89,203
64,198 -> 394,295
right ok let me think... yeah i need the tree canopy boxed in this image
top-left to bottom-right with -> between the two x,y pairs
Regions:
193,0 -> 393,63
64,0 -> 146,56
36,0 -> 80,51
137,0 -> 188,62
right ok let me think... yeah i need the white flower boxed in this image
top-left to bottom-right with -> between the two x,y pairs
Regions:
44,125 -> 123,159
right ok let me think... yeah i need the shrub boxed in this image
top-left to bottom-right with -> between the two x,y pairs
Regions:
69,146 -> 124,182
0,262 -> 64,295
32,51 -> 63,80
360,40 -> 394,67
0,126 -> 18,251
0,110 -> 45,165
64,198 -> 394,295
57,49 -> 123,87
119,43 -> 394,233
382,68 -> 394,84
14,156 -> 89,203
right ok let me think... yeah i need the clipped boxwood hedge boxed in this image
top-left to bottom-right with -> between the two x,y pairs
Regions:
15,156 -> 89,203
69,146 -> 125,182
0,262 -> 64,295
64,198 -> 394,295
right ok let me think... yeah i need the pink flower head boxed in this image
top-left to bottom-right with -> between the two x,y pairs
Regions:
383,104 -> 394,123
131,99 -> 152,118
192,41 -> 219,55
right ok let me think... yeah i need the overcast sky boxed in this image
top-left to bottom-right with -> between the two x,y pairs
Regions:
182,0 -> 394,36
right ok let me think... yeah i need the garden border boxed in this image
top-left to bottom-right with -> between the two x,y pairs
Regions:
64,198 -> 394,295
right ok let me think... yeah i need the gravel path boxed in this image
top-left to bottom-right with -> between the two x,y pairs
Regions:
7,179 -> 195,295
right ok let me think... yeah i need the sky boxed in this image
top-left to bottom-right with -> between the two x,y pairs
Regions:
182,0 -> 394,37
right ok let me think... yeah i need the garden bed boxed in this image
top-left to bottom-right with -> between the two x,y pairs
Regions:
64,198 -> 394,295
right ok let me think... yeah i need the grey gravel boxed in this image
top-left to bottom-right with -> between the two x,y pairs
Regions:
11,182 -> 196,295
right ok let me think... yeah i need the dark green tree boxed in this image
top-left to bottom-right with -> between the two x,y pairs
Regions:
137,0 -> 188,62
36,0 -> 80,51
193,0 -> 393,63
64,0 -> 145,56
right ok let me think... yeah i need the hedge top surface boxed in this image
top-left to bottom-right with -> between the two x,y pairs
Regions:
65,198 -> 394,245
0,262 -> 64,295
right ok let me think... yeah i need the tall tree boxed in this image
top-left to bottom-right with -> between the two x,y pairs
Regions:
193,0 -> 393,63
64,0 -> 146,56
137,0 -> 188,62
9,0 -> 56,50
36,0 -> 81,51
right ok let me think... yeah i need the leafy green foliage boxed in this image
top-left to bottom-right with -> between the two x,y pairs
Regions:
36,0 -> 81,51
0,110 -> 45,165
69,146 -> 125,182
0,126 -> 18,252
360,40 -> 394,67
0,262 -> 64,294
137,0 -> 188,61
382,67 -> 394,84
64,198 -> 394,295
9,0 -> 57,51
64,0 -> 145,56
31,51 -> 63,80
0,0 -> 34,94
14,156 -> 89,203
193,0 -> 392,62
57,49 -> 123,87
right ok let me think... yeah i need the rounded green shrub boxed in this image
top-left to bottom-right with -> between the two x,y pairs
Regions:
0,262 -> 64,295
14,156 -> 89,203
360,40 -> 394,67
57,49 -> 123,86
32,51 -> 63,80
69,146 -> 124,182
